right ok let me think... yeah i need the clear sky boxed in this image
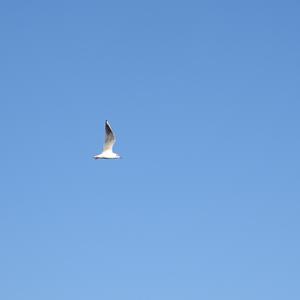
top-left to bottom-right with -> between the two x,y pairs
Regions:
1,1 -> 299,299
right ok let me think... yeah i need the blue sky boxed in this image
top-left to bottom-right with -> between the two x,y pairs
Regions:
1,1 -> 300,299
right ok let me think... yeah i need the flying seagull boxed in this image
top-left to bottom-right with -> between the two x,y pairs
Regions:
94,120 -> 121,159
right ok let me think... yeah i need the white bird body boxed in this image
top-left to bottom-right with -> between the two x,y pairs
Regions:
94,151 -> 120,159
94,120 -> 121,159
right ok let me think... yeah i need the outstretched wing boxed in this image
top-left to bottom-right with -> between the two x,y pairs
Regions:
103,120 -> 116,152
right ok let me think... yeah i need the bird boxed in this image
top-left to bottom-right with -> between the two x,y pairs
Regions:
94,120 -> 121,159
